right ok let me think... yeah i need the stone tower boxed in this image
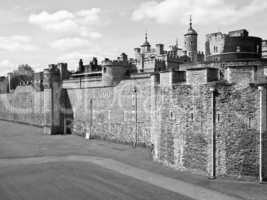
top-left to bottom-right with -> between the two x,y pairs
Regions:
184,16 -> 198,63
141,33 -> 151,53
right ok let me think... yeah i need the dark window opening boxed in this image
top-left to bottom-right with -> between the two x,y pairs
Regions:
248,117 -> 253,129
191,113 -> 194,121
217,114 -> 220,122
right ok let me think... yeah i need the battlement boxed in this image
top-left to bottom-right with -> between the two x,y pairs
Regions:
101,59 -> 131,67
166,52 -> 180,59
228,29 -> 249,37
206,30 -> 262,62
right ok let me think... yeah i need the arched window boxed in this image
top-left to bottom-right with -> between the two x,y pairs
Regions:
103,67 -> 107,73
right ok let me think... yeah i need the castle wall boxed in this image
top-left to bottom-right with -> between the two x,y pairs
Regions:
152,83 -> 260,177
262,40 -> 267,58
0,86 -> 47,126
215,85 -> 260,177
0,84 -> 62,135
186,69 -> 207,85
206,33 -> 262,62
153,85 -> 212,174
65,78 -> 153,145
0,64 -> 264,179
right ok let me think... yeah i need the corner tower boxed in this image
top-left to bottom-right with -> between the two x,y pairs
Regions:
184,16 -> 198,63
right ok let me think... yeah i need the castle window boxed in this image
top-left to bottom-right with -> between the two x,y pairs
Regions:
132,95 -> 135,106
191,113 -> 194,121
236,46 -> 240,52
103,67 -> 107,73
217,114 -> 220,122
170,111 -> 175,120
214,46 -> 218,53
248,117 -> 253,129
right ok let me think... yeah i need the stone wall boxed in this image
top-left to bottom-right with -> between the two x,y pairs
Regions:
66,78 -> 152,146
216,85 -> 259,177
0,86 -> 47,126
0,72 -> 263,179
152,82 -> 260,177
153,84 -> 212,174
206,32 -> 262,62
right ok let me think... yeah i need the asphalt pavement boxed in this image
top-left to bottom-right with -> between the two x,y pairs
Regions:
0,120 -> 266,200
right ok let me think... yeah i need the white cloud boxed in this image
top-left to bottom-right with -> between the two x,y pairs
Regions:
0,59 -> 13,67
77,8 -> 101,24
0,59 -> 16,75
58,51 -> 98,61
50,37 -> 92,50
131,0 -> 267,25
87,32 -> 102,39
0,35 -> 37,51
29,8 -> 102,36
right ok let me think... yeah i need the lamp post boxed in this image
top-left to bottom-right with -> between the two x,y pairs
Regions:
134,86 -> 138,148
86,99 -> 93,140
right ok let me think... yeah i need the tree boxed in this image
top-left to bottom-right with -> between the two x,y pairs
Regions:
10,64 -> 34,90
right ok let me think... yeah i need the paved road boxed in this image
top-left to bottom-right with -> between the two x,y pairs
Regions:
0,161 -> 193,200
0,155 -> 242,200
0,121 -> 193,200
0,121 -> 262,200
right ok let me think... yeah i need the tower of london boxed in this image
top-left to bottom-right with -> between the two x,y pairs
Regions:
0,18 -> 267,181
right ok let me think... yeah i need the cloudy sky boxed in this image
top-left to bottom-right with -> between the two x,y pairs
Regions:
0,0 -> 267,74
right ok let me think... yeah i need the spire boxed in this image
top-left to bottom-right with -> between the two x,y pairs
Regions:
184,15 -> 197,36
141,31 -> 150,47
189,15 -> 192,29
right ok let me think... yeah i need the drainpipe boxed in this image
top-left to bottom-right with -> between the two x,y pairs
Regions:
258,86 -> 264,183
86,99 -> 93,140
209,87 -> 216,179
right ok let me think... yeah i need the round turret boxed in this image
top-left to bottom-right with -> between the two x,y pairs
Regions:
184,16 -> 198,63
141,33 -> 151,53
